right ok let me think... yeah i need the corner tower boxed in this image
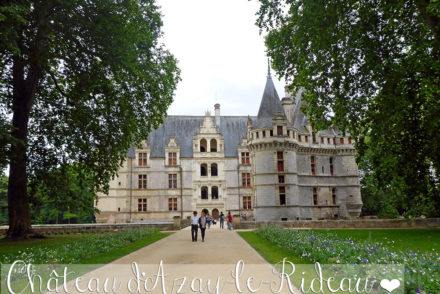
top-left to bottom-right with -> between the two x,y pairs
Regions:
248,68 -> 299,221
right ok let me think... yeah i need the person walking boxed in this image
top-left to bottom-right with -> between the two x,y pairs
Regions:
206,213 -> 212,229
190,211 -> 199,242
199,211 -> 207,242
219,211 -> 225,229
227,211 -> 233,230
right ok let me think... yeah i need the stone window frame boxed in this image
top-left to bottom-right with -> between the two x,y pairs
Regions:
138,198 -> 147,212
168,173 -> 177,189
168,198 -> 178,211
138,174 -> 147,189
243,196 -> 252,209
242,172 -> 251,187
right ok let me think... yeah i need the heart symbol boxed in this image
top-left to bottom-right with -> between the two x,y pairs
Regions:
380,279 -> 400,292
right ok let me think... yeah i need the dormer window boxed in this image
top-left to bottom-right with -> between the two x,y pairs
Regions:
277,126 -> 283,136
168,152 -> 177,165
241,152 -> 250,164
138,152 -> 148,166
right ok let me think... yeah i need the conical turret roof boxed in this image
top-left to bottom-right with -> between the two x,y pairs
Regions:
254,71 -> 285,128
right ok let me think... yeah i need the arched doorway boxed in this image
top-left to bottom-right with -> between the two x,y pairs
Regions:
212,208 -> 219,220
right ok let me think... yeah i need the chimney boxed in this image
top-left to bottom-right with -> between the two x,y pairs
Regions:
281,97 -> 294,122
214,103 -> 220,126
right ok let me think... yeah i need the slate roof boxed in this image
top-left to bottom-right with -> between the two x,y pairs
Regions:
146,116 -> 255,158
254,75 -> 286,129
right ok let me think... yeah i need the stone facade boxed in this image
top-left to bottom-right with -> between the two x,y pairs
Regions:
95,72 -> 362,223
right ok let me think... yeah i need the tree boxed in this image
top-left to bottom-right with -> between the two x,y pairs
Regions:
256,0 -> 440,216
29,164 -> 96,224
0,0 -> 180,238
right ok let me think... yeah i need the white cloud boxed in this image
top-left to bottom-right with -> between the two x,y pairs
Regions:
157,0 -> 286,116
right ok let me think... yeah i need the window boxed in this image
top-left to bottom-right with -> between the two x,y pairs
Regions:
332,188 -> 336,205
298,135 -> 302,142
241,152 -> 250,164
211,163 -> 218,176
333,138 -> 336,145
138,198 -> 147,212
270,130 -> 273,136
242,173 -> 251,187
256,132 -> 259,139
313,188 -> 318,205
263,131 -> 266,137
201,163 -> 207,176
210,139 -> 217,152
243,196 -> 252,209
168,174 -> 177,189
138,153 -> 147,166
138,174 -> 147,189
277,126 -> 283,136
168,198 -> 177,211
311,156 -> 316,175
278,175 -> 285,183
329,157 -> 334,176
287,130 -> 290,137
321,137 -> 324,144
212,186 -> 219,199
340,138 -> 344,144
327,138 -> 330,144
279,186 -> 286,205
277,151 -> 284,160
312,133 -> 317,143
200,139 -> 207,152
305,136 -> 308,143
348,138 -> 352,144
168,152 -> 177,165
201,186 -> 208,199
277,151 -> 284,172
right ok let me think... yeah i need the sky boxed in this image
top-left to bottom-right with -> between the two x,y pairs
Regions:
157,0 -> 286,116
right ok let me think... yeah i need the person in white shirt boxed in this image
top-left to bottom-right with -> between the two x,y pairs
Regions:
190,211 -> 200,242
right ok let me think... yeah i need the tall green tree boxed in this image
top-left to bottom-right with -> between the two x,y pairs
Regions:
256,0 -> 440,216
0,0 -> 180,238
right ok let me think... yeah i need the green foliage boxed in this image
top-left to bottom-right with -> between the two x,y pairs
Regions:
1,0 -> 179,190
0,0 -> 179,234
0,228 -> 159,264
256,0 -> 440,216
28,164 -> 97,224
255,226 -> 440,293
0,172 -> 7,225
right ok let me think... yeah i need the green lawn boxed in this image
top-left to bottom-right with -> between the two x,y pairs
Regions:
0,231 -> 172,263
313,228 -> 440,253
238,231 -> 310,264
1,232 -> 172,293
0,234 -> 93,256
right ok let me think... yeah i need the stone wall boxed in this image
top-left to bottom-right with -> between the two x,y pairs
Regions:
238,218 -> 440,229
0,222 -> 174,236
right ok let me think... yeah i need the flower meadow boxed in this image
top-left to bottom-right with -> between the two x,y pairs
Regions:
0,228 -> 158,265
256,226 -> 440,294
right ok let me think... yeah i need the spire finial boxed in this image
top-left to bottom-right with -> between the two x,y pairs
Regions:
267,58 -> 271,78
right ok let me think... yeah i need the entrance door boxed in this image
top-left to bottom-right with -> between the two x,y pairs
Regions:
212,208 -> 219,220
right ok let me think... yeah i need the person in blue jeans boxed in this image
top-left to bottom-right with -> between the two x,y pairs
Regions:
227,211 -> 233,230
219,212 -> 225,229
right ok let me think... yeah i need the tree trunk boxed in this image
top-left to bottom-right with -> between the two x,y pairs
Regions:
7,83 -> 33,238
415,0 -> 440,43
7,56 -> 41,239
